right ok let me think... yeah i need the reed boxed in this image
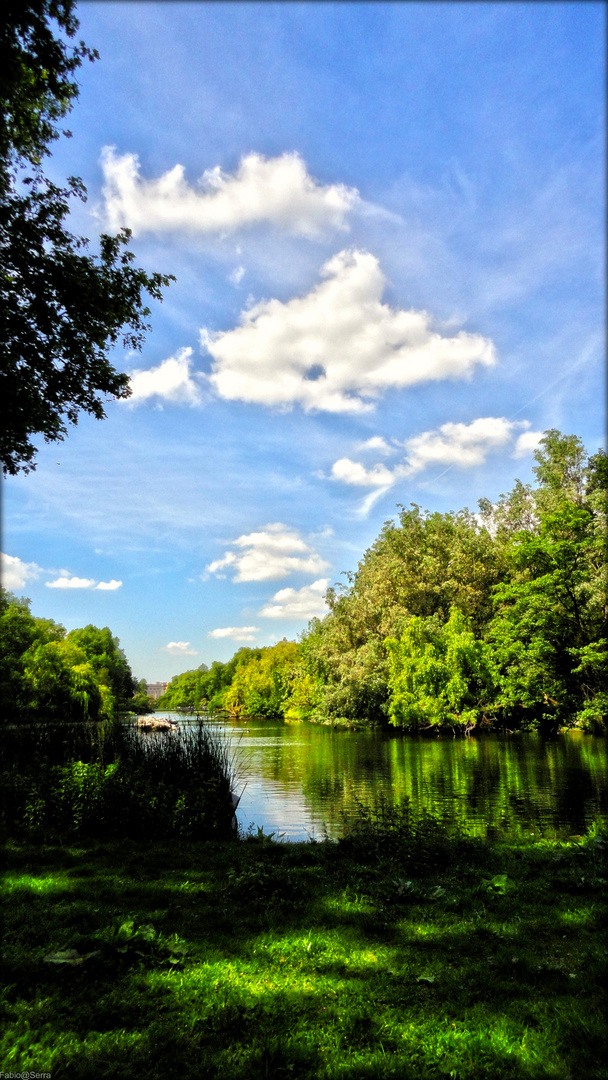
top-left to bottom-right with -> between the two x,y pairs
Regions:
0,717 -> 239,841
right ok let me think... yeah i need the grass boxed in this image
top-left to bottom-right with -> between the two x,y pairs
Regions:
1,814 -> 606,1079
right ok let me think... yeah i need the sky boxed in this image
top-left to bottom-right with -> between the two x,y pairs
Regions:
2,1 -> 605,682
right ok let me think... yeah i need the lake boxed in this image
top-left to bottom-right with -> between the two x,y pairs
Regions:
161,714 -> 608,841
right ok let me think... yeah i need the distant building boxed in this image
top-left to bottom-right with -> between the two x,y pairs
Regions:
146,681 -> 169,700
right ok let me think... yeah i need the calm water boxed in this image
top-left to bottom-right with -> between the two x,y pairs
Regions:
164,714 -> 607,841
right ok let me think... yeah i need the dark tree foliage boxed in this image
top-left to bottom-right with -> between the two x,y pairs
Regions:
0,0 -> 173,474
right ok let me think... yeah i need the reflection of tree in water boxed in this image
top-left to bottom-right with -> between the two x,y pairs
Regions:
230,719 -> 607,839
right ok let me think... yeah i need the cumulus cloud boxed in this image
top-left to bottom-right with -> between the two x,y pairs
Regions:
330,418 -> 543,511
402,418 -> 534,474
208,627 -> 260,642
331,458 -> 395,488
46,575 -> 97,589
162,641 -> 198,656
259,578 -> 329,619
46,573 -> 123,590
126,347 -> 204,407
205,524 -> 329,583
513,429 -> 544,458
356,436 -> 394,455
101,148 -> 359,238
203,250 -> 496,414
2,554 -> 123,592
1,553 -> 41,591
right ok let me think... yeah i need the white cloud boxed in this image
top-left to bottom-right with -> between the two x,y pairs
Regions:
162,641 -> 198,656
356,436 -> 394,455
403,418 -> 532,474
205,523 -> 329,583
1,553 -> 41,591
259,578 -> 329,619
329,418 -> 542,513
46,575 -> 97,590
331,458 -> 395,488
229,266 -> 246,285
2,555 -> 123,593
101,148 -> 359,238
208,626 -> 260,642
126,347 -> 204,407
203,250 -> 496,414
512,430 -> 544,458
45,572 -> 123,590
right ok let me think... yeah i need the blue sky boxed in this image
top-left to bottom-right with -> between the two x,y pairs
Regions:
2,1 -> 605,682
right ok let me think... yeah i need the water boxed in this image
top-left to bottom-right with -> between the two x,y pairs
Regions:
161,714 -> 607,842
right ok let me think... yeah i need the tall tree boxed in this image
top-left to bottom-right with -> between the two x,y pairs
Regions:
0,0 -> 173,474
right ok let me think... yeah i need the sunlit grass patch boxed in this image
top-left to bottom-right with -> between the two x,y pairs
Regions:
1,827 -> 606,1079
2,872 -> 72,894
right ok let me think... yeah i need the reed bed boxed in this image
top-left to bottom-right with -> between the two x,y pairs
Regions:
0,717 -> 239,841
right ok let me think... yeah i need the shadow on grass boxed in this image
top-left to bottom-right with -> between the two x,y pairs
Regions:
1,831 -> 606,1080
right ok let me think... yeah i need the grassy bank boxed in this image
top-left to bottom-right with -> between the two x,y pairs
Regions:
1,818 -> 606,1079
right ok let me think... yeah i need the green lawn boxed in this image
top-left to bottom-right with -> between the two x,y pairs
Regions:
1,824 -> 606,1079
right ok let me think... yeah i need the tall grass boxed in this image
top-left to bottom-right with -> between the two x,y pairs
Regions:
0,717 -> 239,841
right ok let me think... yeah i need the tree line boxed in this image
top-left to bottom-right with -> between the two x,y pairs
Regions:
160,431 -> 607,734
0,594 -> 138,722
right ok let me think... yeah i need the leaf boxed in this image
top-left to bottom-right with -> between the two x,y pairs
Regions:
44,948 -> 99,965
486,874 -> 508,894
394,878 -> 413,895
136,923 -> 156,942
167,941 -> 189,956
416,975 -> 436,984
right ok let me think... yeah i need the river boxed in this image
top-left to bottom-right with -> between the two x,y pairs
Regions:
157,714 -> 608,841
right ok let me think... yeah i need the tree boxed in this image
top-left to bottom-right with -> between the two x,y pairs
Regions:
1,0 -> 173,474
385,607 -> 497,730
66,624 -> 137,713
0,588 -> 64,719
0,591 -> 137,722
21,637 -> 103,720
295,504 -> 503,725
223,640 -> 299,717
488,445 -> 608,731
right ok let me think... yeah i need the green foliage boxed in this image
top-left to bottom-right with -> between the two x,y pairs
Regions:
291,429 -> 606,732
21,638 -> 102,720
0,0 -> 91,170
223,640 -> 300,717
1,718 -> 238,840
0,590 -> 64,716
0,590 -> 136,722
0,0 -> 173,474
385,607 -> 497,729
158,649 -> 265,712
150,429 -> 606,734
487,436 -> 607,732
66,624 -> 137,711
291,504 -> 504,726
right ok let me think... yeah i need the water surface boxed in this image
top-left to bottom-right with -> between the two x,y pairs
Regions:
168,715 -> 607,841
